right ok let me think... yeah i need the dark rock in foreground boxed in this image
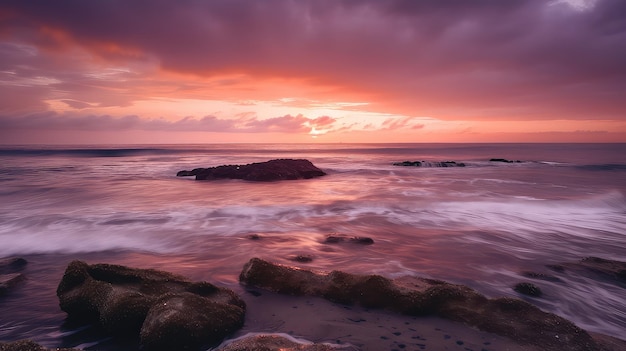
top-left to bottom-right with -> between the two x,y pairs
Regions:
177,159 -> 326,181
57,260 -> 246,351
219,334 -> 355,351
0,340 -> 80,351
513,282 -> 543,297
239,258 -> 615,351
393,161 -> 465,167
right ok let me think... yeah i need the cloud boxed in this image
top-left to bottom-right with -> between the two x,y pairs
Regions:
243,114 -> 311,133
381,116 -> 426,130
0,0 -> 625,124
0,112 -> 338,134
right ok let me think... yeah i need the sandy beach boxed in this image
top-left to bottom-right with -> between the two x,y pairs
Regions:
229,289 -> 544,351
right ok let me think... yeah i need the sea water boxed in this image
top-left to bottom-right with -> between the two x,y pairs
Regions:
0,143 -> 624,348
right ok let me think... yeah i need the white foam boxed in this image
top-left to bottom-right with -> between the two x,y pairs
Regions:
213,332 -> 358,351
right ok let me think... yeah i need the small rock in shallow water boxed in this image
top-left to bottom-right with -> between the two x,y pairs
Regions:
546,264 -> 565,272
0,273 -> 25,296
288,254 -> 314,263
349,237 -> 374,245
513,282 -> 543,297
392,161 -> 465,167
577,257 -> 626,284
0,257 -> 27,274
323,235 -> 374,245
520,271 -> 561,282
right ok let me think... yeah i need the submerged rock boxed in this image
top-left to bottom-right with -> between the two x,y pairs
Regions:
544,257 -> 626,286
520,271 -> 562,282
177,159 -> 326,181
323,235 -> 374,245
239,258 -> 612,351
513,282 -> 543,297
0,340 -> 81,351
57,261 -> 246,350
0,257 -> 27,274
393,161 -> 465,167
218,334 -> 355,351
0,257 -> 27,296
287,254 -> 314,263
575,257 -> 626,284
0,273 -> 25,296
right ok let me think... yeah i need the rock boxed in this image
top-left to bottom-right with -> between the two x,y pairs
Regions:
57,260 -> 246,350
513,282 -> 543,297
545,257 -> 626,286
323,235 -> 374,245
520,271 -> 562,282
0,257 -> 27,296
141,293 -> 245,351
489,158 -> 522,163
0,273 -> 25,296
393,161 -> 465,167
218,334 -> 355,351
0,257 -> 27,274
239,258 -> 607,351
546,264 -> 565,272
288,254 -> 314,263
575,257 -> 626,284
0,340 -> 81,351
177,159 -> 326,181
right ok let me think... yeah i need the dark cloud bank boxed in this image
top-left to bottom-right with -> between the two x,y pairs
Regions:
1,0 -> 625,130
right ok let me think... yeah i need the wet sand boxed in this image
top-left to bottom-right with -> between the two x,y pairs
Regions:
227,288 -> 543,351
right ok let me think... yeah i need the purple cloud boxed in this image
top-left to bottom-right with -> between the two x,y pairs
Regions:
0,0 -> 624,122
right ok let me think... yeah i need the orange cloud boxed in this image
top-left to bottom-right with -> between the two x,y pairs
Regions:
1,0 -> 625,143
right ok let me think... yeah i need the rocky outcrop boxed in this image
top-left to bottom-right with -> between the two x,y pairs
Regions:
177,159 -> 326,181
219,334 -> 355,351
490,158 -> 522,163
57,260 -> 246,350
0,340 -> 80,351
393,161 -> 465,167
239,258 -> 614,351
0,257 -> 27,296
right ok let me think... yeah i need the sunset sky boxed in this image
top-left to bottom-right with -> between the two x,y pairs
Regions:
1,0 -> 625,144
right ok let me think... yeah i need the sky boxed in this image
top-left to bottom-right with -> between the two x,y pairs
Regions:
1,0 -> 625,144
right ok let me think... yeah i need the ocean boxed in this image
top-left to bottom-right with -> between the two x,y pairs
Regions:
0,143 -> 625,349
